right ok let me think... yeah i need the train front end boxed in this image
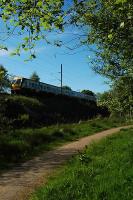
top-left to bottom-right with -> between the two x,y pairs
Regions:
11,77 -> 23,94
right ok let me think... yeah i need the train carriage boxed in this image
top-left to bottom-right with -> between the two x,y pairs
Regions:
11,77 -> 96,102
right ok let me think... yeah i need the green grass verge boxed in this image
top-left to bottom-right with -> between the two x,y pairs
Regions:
30,127 -> 133,200
0,117 -> 131,171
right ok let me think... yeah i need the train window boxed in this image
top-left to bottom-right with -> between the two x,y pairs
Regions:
17,79 -> 21,84
13,79 -> 21,85
12,80 -> 16,84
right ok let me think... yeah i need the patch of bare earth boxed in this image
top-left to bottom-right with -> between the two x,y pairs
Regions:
0,125 -> 132,200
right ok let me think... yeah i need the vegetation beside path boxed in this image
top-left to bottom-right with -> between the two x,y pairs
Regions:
30,127 -> 133,200
0,117 -> 129,171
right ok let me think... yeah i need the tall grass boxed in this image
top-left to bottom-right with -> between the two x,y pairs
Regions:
30,127 -> 133,200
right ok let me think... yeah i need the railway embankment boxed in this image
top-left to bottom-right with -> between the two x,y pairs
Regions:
0,93 -> 107,129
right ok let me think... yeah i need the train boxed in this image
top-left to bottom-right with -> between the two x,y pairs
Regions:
11,76 -> 96,102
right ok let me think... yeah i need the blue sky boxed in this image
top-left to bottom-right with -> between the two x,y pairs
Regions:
0,22 -> 109,94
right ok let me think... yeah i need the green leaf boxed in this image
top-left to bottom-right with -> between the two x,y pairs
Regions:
115,0 -> 127,4
120,22 -> 125,28
0,45 -> 8,51
37,1 -> 43,7
108,34 -> 113,40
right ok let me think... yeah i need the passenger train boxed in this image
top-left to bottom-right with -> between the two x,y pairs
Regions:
11,77 -> 96,102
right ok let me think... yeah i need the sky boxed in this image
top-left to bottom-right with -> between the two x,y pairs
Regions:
0,22 -> 110,94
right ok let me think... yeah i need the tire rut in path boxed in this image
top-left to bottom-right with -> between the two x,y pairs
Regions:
0,125 -> 132,200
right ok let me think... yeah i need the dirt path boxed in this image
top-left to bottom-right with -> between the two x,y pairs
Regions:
0,125 -> 132,200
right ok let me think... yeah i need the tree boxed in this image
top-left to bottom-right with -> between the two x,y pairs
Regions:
96,92 -> 111,107
62,86 -> 72,91
0,0 -> 64,58
72,0 -> 133,79
81,90 -> 95,96
0,65 -> 10,92
71,0 -> 133,119
111,76 -> 133,118
30,72 -> 40,82
97,76 -> 133,119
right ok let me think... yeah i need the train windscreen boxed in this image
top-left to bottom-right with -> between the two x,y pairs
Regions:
12,79 -> 21,85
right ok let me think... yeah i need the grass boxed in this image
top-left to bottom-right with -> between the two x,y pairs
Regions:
0,117 -> 131,171
30,127 -> 133,200
7,95 -> 43,107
